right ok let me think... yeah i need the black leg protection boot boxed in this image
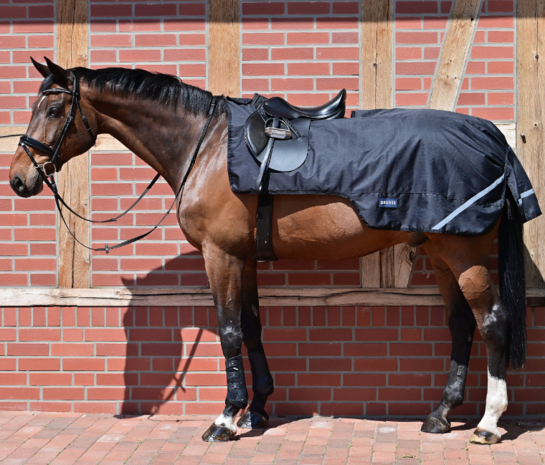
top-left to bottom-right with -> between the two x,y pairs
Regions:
226,354 -> 248,409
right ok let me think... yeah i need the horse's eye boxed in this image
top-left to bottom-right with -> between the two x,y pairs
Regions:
47,107 -> 60,118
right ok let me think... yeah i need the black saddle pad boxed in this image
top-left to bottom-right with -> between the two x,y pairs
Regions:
226,95 -> 541,236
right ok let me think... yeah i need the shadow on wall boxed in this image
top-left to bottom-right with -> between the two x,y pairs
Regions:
118,253 -> 219,416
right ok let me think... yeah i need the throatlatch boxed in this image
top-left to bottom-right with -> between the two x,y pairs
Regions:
225,355 -> 248,409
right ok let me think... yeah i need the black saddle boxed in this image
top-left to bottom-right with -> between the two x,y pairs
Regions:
244,89 -> 346,192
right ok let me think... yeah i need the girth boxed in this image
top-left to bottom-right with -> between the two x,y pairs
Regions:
247,90 -> 347,261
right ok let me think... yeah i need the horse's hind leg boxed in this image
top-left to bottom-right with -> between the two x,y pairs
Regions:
421,243 -> 476,434
430,232 -> 508,445
201,248 -> 248,442
237,260 -> 274,429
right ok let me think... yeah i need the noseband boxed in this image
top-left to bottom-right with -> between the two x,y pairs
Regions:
19,72 -> 95,175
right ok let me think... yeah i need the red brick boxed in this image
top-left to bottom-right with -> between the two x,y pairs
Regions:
488,61 -> 514,74
135,4 -> 176,16
243,33 -> 284,45
243,63 -> 284,76
271,48 -> 314,60
344,373 -> 386,387
488,92 -> 514,105
91,5 -> 132,17
242,3 -> 285,15
471,46 -> 514,59
0,388 -> 39,400
19,358 -> 60,371
396,93 -> 429,106
19,328 -> 60,341
397,1 -> 438,13
271,18 -> 314,30
396,62 -> 436,75
354,358 -> 397,371
7,343 -> 48,356
87,388 -> 126,400
0,373 -> 26,385
271,78 -> 314,91
63,359 -> 105,371
396,32 -> 438,44
477,16 -> 513,28
389,373 -> 432,386
51,343 -> 94,356
317,47 -> 358,60
43,388 -> 84,400
472,107 -> 513,121
120,49 -> 162,62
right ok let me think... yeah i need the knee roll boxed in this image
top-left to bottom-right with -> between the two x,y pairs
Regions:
225,355 -> 248,409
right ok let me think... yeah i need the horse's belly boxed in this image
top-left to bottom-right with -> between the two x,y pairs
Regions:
272,194 -> 404,260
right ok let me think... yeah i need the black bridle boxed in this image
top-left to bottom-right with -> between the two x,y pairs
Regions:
12,72 -> 217,253
20,72 -> 95,176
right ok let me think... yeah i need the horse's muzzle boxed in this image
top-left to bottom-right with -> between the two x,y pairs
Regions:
9,172 -> 43,198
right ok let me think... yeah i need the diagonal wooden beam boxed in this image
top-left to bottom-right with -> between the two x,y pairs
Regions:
56,0 -> 90,288
428,0 -> 483,111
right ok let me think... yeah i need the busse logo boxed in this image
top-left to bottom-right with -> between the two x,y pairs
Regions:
379,198 -> 398,208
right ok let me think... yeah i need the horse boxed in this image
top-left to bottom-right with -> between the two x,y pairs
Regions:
9,58 -> 529,445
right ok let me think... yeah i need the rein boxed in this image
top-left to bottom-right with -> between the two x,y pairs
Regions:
10,72 -> 217,253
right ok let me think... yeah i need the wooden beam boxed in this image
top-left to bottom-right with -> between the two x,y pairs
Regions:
516,0 -> 545,287
428,0 -> 483,110
1,286 -> 544,308
56,0 -> 90,288
361,0 -> 416,287
208,0 -> 240,97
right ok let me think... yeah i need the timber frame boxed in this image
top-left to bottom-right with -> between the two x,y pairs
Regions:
0,0 -> 543,306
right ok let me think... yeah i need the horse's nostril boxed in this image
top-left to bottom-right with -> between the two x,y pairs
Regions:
12,175 -> 25,194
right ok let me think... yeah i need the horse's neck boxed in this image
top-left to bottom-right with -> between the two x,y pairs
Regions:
90,90 -> 206,190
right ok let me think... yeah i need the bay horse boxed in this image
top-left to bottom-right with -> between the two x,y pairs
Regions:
9,59 -> 528,445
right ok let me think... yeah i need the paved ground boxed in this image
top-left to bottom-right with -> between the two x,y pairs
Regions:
0,411 -> 543,464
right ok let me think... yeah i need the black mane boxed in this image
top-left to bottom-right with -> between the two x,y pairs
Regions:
39,67 -> 225,116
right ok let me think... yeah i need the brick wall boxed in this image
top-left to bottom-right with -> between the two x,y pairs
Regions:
0,0 -> 57,287
0,0 -> 536,418
395,0 -> 515,122
0,305 -> 543,418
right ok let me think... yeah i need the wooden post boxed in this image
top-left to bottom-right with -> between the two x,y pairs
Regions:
360,0 -> 415,287
429,0 -> 482,110
516,0 -> 545,287
208,0 -> 240,97
56,0 -> 90,288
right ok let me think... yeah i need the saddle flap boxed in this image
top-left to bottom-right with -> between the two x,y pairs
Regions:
244,111 -> 311,173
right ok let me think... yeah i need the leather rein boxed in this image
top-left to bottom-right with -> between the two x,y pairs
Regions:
10,72 -> 217,253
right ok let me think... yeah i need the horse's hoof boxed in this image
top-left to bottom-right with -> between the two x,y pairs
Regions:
470,427 -> 501,445
421,415 -> 450,434
237,411 -> 269,429
201,423 -> 237,442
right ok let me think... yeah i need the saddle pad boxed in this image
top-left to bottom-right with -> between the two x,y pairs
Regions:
226,97 -> 541,236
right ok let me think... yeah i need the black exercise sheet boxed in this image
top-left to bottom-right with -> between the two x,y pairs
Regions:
226,96 -> 541,236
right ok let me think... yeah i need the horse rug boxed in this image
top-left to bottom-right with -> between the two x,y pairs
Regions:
226,96 -> 541,236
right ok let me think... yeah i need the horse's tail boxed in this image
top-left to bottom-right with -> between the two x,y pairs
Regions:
498,197 -> 526,370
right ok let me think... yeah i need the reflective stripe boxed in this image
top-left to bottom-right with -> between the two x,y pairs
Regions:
518,188 -> 535,205
431,174 -> 505,231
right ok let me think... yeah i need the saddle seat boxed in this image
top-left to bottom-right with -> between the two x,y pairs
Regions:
263,89 -> 347,120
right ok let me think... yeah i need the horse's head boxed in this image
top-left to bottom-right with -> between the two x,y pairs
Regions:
9,58 -> 98,197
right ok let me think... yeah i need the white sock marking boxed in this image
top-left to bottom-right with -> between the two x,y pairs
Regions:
214,413 -> 237,433
477,370 -> 507,437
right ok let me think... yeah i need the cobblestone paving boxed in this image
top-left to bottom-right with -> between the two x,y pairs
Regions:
0,411 -> 542,464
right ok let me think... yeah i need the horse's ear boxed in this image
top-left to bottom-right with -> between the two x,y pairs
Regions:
43,57 -> 72,88
31,57 -> 51,79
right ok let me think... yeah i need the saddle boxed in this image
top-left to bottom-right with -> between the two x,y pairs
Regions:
244,89 -> 347,192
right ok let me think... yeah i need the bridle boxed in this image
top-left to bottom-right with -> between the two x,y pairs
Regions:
19,72 -> 96,176
12,71 -> 217,253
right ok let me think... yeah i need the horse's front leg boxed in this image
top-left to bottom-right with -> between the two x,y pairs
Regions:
201,249 -> 248,442
237,260 -> 274,429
